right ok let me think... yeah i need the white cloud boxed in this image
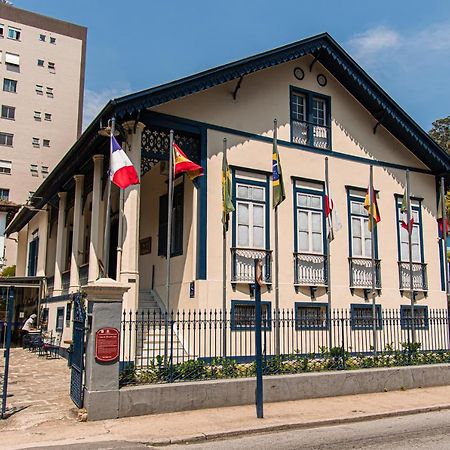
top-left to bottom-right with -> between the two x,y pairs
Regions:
83,87 -> 131,130
347,26 -> 401,60
418,24 -> 450,50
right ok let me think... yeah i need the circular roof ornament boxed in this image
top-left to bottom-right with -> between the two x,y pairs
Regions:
294,67 -> 305,81
317,74 -> 327,87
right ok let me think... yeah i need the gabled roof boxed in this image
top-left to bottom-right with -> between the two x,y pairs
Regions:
6,33 -> 450,234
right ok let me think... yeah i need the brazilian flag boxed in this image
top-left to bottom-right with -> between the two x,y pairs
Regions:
222,150 -> 234,231
272,136 -> 285,208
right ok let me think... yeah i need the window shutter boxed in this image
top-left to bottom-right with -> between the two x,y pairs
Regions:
5,53 -> 20,66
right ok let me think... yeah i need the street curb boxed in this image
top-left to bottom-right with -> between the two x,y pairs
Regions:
145,403 -> 450,446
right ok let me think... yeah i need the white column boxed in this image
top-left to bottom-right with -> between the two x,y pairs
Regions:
69,175 -> 84,292
120,121 -> 144,312
53,192 -> 67,295
36,209 -> 49,277
88,155 -> 104,283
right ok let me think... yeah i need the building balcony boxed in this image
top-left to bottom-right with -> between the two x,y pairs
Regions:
349,257 -> 381,293
398,261 -> 428,292
231,247 -> 272,285
294,252 -> 328,288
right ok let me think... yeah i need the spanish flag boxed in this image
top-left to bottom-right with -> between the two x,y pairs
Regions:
364,188 -> 381,232
272,133 -> 285,208
173,143 -> 203,181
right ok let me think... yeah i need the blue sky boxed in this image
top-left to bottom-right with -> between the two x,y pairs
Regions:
13,0 -> 450,130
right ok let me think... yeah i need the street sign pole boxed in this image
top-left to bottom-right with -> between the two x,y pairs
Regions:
254,259 -> 263,419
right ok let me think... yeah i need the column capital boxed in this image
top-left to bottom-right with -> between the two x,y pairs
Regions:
92,154 -> 104,164
121,121 -> 145,134
73,174 -> 85,184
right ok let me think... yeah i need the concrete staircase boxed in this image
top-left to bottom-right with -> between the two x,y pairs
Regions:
135,290 -> 189,367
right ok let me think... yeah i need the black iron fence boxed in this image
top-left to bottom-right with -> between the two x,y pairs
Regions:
119,308 -> 450,386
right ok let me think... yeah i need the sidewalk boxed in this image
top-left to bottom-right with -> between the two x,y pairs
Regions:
2,382 -> 450,449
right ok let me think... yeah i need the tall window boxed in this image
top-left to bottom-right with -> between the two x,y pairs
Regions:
290,88 -> 331,149
396,198 -> 423,263
348,190 -> 374,258
3,78 -> 17,93
27,233 -> 39,276
158,183 -> 184,257
295,185 -> 324,254
235,182 -> 266,249
1,105 -> 15,120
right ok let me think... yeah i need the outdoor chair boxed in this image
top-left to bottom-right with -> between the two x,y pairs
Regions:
43,333 -> 62,359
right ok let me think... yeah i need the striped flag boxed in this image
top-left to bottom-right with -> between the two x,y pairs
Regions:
173,143 -> 203,181
438,191 -> 449,238
110,136 -> 139,189
325,189 -> 342,241
364,188 -> 381,232
400,189 -> 414,234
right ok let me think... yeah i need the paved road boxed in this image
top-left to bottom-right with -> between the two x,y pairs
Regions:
25,409 -> 450,449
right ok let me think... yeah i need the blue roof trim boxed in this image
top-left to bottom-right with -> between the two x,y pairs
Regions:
113,33 -> 449,174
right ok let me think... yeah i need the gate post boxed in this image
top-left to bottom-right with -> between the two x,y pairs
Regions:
83,278 -> 129,420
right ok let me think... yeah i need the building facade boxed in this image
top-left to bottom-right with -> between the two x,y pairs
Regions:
6,33 -> 450,354
0,3 -> 86,268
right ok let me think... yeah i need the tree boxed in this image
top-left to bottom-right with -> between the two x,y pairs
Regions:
0,265 -> 15,277
429,116 -> 450,218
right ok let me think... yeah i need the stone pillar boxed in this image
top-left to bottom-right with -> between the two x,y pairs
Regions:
119,121 -> 144,312
53,192 -> 67,296
83,278 -> 129,420
88,155 -> 104,283
70,175 -> 85,292
36,209 -> 48,277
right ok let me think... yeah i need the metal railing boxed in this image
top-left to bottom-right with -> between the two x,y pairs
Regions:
349,257 -> 381,290
398,261 -> 428,291
291,120 -> 331,149
294,253 -> 327,286
231,248 -> 272,284
120,308 -> 450,385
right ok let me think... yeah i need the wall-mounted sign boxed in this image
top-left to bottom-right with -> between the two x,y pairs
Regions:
95,327 -> 120,363
189,281 -> 195,298
139,237 -> 152,255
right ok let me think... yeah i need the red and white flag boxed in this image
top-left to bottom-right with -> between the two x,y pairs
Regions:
325,189 -> 342,242
110,136 -> 139,189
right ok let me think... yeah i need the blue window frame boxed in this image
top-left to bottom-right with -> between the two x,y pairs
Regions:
400,305 -> 429,330
56,307 -> 64,332
295,302 -> 329,330
232,170 -> 270,251
27,234 -> 39,277
290,86 -> 331,150
394,196 -> 424,264
347,189 -> 378,259
350,303 -> 382,330
231,300 -> 272,331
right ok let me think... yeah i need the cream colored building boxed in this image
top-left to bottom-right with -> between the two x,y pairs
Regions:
6,33 -> 450,352
0,3 -> 86,268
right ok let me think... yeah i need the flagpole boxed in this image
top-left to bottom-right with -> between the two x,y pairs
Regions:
164,129 -> 174,365
325,157 -> 332,350
273,119 -> 281,356
440,177 -> 449,326
406,170 -> 416,343
103,117 -> 115,278
116,188 -> 124,280
222,137 -> 228,358
369,165 -> 377,355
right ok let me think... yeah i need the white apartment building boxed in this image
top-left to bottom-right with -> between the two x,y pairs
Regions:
0,3 -> 86,269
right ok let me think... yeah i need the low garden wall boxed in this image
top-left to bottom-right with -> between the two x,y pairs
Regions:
118,363 -> 450,418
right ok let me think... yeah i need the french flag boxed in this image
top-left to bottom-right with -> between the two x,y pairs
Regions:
110,136 -> 139,189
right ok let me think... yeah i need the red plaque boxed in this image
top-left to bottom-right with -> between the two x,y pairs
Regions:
95,327 -> 120,363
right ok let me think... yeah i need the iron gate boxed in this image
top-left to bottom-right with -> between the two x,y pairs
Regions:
70,293 -> 86,408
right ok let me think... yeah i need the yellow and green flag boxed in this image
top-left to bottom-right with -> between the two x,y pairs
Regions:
222,150 -> 234,231
272,135 -> 285,208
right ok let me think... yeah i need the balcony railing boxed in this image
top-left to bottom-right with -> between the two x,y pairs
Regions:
349,257 -> 381,291
231,248 -> 272,285
398,261 -> 428,291
294,253 -> 328,287
291,120 -> 331,150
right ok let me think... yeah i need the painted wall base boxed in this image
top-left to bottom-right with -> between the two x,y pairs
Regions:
109,364 -> 450,420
